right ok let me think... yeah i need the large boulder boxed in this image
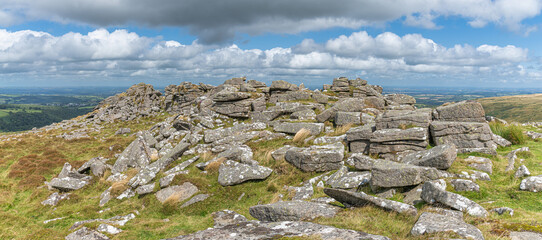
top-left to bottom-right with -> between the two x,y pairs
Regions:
335,111 -> 361,126
212,90 -> 251,102
155,182 -> 199,203
211,98 -> 253,118
248,200 -> 339,221
204,122 -> 267,143
421,180 -> 488,217
433,100 -> 486,122
520,175 -> 542,192
371,160 -> 443,188
78,157 -> 108,177
346,153 -> 380,171
270,80 -> 299,92
369,127 -> 429,159
430,121 -> 496,155
385,94 -> 416,105
324,188 -> 417,216
400,144 -> 457,170
112,136 -> 152,174
218,160 -> 273,186
284,143 -> 345,172
273,122 -> 324,135
375,108 -> 432,130
66,227 -> 109,240
411,211 -> 484,240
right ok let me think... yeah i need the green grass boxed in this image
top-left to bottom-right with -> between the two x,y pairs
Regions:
490,122 -> 527,145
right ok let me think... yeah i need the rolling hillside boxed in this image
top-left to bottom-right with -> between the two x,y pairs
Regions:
479,93 -> 542,123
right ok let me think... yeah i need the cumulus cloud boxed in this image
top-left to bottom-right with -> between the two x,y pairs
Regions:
0,28 -> 535,86
0,0 -> 541,43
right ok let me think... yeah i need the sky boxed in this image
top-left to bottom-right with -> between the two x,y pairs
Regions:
1,0 -> 542,88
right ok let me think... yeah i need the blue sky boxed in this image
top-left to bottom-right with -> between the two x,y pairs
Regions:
1,0 -> 542,88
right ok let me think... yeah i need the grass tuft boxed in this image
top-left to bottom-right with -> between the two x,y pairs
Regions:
490,122 -> 526,145
293,128 -> 312,143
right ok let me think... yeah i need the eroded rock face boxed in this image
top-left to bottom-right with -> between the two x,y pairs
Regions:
112,136 -> 152,174
65,227 -> 110,240
346,153 -> 380,171
375,108 -> 432,130
284,142 -> 345,172
430,121 -> 496,155
433,100 -> 486,122
168,210 -> 390,240
155,182 -> 199,203
248,200 -> 339,222
273,122 -> 324,135
369,127 -> 429,159
421,180 -> 488,217
411,211 -> 484,240
451,179 -> 480,192
217,160 -> 273,186
326,166 -> 371,189
324,188 -> 417,216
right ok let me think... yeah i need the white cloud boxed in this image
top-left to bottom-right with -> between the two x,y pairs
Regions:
0,0 -> 541,43
0,28 -> 536,86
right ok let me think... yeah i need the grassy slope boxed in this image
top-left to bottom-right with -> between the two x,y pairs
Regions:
1,115 -> 542,239
478,94 -> 542,122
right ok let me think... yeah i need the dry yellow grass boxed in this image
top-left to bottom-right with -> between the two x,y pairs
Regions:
333,123 -> 353,136
110,168 -> 139,197
204,157 -> 226,172
293,128 -> 312,143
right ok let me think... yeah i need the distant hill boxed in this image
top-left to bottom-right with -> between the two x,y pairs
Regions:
478,93 -> 542,122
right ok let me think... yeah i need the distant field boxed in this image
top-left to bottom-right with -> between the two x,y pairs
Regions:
478,93 -> 542,123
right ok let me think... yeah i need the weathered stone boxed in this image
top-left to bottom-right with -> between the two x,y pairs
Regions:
421,180 -> 488,217
371,160 -> 443,188
249,200 -> 339,221
451,179 -> 480,192
197,144 -> 255,169
430,121 -> 496,155
506,147 -> 530,172
326,166 -> 371,189
115,128 -> 131,135
135,183 -> 155,195
349,140 -> 371,153
270,80 -> 299,92
42,192 -> 70,206
288,182 -> 314,200
411,211 -> 484,240
346,153 -> 380,170
168,210 -> 390,240
315,108 -> 336,122
526,131 -> 542,140
493,133 -> 512,147
333,98 -> 366,112
65,227 -> 109,240
271,145 -> 293,161
285,142 -> 345,172
311,91 -> 329,104
78,157 -> 108,177
155,182 -> 199,203
335,111 -> 361,126
491,207 -> 514,216
218,160 -> 273,186
433,100 -> 486,122
224,77 -> 246,86
275,91 -> 312,102
181,194 -> 211,208
313,135 -> 346,144
273,122 -> 324,135
364,96 -> 386,110
165,156 -> 199,175
112,136 -> 152,174
247,80 -> 266,88
211,98 -> 253,118
457,170 -> 491,181
324,188 -> 417,216
99,187 -> 112,206
375,108 -> 432,130
520,175 -> 542,192
49,177 -> 90,192
385,94 -> 416,105
510,231 -> 542,240
401,144 -> 457,170
97,224 -> 122,235
116,188 -> 135,200
213,90 -> 251,102
515,165 -> 531,178
346,124 -> 375,142
371,127 -> 428,143
465,156 -> 493,174
403,185 -> 424,205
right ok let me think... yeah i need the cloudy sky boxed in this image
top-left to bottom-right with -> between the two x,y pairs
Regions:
1,0 -> 542,88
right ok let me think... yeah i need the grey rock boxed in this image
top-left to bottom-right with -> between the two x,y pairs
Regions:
403,185 -> 424,205
224,77 -> 246,85
172,119 -> 193,131
515,165 -> 531,178
506,147 -> 530,172
371,160 -> 443,188
385,94 -> 416,105
275,91 -> 312,102
96,224 -> 122,235
65,227 -> 109,240
346,153 -> 380,170
375,188 -> 396,199
197,145 -> 254,170
155,182 -> 199,203
181,194 -> 211,208
116,188 -> 135,200
42,192 -> 71,206
247,80 -> 266,88
491,207 -> 514,216
371,127 -> 428,143
349,140 -> 371,154
333,98 -> 366,112
78,157 -> 109,177
451,179 -> 480,192
526,131 -> 542,140
433,100 -> 486,122
311,91 -> 329,104
112,136 -> 152,174
421,180 -> 488,217
346,124 -> 375,142
212,90 -> 251,102
520,175 -> 542,192
285,142 -> 345,172
99,187 -> 112,207
271,145 -> 293,161
313,135 -> 346,144
204,122 -> 266,143
49,177 -> 90,192
326,166 -> 371,189
510,231 -> 542,240
315,108 -> 337,122
273,122 -> 324,135
135,183 -> 155,195
165,156 -> 200,175
115,128 -> 131,135
249,200 -> 339,221
430,121 -> 496,155
465,156 -> 493,174
335,111 -> 361,126
168,211 -> 390,240
401,144 -> 457,170
270,80 -> 299,92
218,160 -> 273,186
288,182 -> 314,200
411,211 -> 484,240
457,170 -> 491,181
324,188 -> 417,216
211,98 -> 253,118
375,108 -> 432,130
493,133 -> 512,147
290,109 -> 316,120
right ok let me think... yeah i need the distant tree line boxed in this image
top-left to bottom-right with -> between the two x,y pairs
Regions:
0,107 -> 92,132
